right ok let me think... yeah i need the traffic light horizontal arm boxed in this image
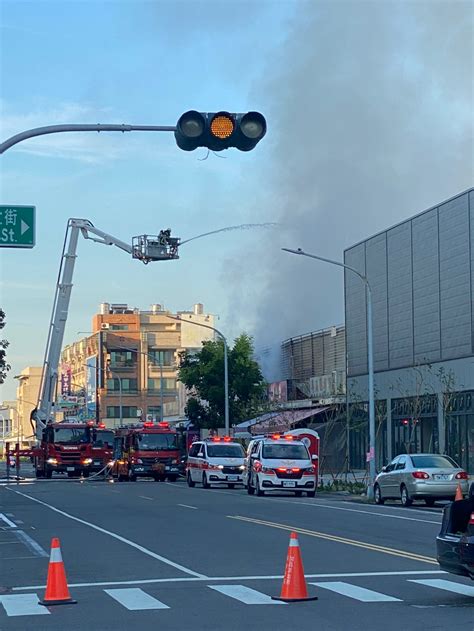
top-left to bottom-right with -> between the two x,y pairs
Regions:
0,123 -> 177,154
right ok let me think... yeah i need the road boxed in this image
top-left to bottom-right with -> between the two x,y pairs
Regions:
1,477 -> 473,630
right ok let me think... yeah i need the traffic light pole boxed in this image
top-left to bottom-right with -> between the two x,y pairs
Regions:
282,247 -> 376,500
0,123 -> 176,154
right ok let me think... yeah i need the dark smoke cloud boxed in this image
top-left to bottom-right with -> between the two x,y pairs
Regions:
231,0 -> 473,377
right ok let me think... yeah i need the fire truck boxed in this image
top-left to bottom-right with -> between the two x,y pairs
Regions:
34,420 -> 98,479
90,424 -> 115,473
111,421 -> 181,482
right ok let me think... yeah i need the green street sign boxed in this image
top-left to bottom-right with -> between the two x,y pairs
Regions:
0,205 -> 35,248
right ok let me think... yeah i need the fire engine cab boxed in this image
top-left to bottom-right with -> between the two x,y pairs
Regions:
112,421 -> 181,482
34,420 -> 96,479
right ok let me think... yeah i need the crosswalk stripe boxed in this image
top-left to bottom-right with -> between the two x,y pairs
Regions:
409,579 -> 474,597
209,585 -> 286,605
104,588 -> 169,610
0,594 -> 50,616
311,582 -> 401,602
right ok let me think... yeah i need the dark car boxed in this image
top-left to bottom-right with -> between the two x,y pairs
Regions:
436,488 -> 474,580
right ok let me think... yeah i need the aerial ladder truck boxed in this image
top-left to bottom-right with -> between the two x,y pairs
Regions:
23,218 -> 180,479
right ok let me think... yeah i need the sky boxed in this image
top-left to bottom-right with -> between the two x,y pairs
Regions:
0,0 -> 473,400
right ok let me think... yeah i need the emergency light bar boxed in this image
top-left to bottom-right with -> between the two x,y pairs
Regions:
270,434 -> 295,440
208,436 -> 233,442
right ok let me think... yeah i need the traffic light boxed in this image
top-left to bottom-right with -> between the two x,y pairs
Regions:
175,110 -> 266,152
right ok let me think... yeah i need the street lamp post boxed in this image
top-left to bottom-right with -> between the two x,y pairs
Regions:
282,247 -> 376,499
166,315 -> 230,436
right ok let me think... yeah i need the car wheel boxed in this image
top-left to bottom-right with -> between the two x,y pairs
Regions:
256,475 -> 264,496
167,476 -> 177,482
118,473 -> 126,482
187,471 -> 195,488
35,468 -> 44,479
307,490 -> 316,498
129,472 -> 137,482
228,484 -> 235,489
400,485 -> 413,507
374,484 -> 385,505
153,475 -> 160,482
247,478 -> 255,495
202,472 -> 210,489
425,498 -> 435,507
45,469 -> 53,479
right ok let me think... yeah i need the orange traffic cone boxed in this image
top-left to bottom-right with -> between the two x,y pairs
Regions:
39,538 -> 77,606
455,484 -> 463,501
272,532 -> 318,602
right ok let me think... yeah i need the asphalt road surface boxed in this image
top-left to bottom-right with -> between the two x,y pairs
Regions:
1,476 -> 473,631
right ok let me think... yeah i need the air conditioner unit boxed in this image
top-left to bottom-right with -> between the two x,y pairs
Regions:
101,323 -> 110,330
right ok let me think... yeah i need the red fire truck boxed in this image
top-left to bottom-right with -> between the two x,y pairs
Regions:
33,420 -> 100,479
90,424 -> 115,473
112,421 -> 181,482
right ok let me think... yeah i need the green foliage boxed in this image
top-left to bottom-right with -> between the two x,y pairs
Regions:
0,309 -> 11,385
179,333 -> 266,429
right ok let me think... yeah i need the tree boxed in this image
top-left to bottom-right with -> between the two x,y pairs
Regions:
178,333 -> 266,429
0,309 -> 11,384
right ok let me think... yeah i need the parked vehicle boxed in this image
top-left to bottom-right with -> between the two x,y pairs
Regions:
186,437 -> 245,488
112,421 -> 181,482
243,434 -> 317,497
34,420 -> 96,478
90,425 -> 115,473
437,490 -> 474,579
374,453 -> 469,506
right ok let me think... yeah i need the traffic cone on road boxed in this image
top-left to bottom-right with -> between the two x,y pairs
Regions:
455,484 -> 463,501
272,532 -> 318,602
39,538 -> 77,606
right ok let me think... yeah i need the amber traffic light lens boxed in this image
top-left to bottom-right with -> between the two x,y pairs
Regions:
210,115 -> 234,139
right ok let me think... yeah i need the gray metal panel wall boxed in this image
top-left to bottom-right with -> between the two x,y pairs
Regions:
439,195 -> 472,359
412,209 -> 441,363
345,244 -> 367,375
387,222 -> 413,368
471,191 -> 474,353
366,234 -> 389,371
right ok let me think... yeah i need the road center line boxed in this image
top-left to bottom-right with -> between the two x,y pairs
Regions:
7,487 -> 207,579
12,569 -> 446,591
178,504 -> 197,510
228,515 -> 438,564
139,496 -> 153,500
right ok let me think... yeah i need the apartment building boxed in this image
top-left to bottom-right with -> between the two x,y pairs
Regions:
60,302 -> 216,428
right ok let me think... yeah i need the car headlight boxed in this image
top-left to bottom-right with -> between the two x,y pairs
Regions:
239,465 -> 245,470
82,458 -> 93,465
46,458 -> 58,465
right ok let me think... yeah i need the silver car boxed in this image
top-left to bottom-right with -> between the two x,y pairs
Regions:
374,453 -> 469,507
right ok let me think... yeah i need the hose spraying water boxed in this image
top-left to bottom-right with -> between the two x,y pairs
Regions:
179,223 -> 278,246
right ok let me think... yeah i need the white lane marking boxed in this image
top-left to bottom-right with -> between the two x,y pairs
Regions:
0,512 -> 18,528
210,489 -> 442,525
312,581 -> 401,602
7,487 -> 207,579
105,588 -> 169,610
409,579 -> 474,597
178,504 -> 197,510
13,530 -> 48,557
0,594 -> 50,617
13,570 -> 446,591
209,585 -> 286,605
139,496 -> 153,500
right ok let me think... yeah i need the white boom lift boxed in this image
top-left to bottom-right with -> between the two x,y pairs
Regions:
32,218 -> 180,437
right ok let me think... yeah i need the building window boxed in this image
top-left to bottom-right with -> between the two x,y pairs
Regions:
106,406 -> 138,418
106,378 -> 137,393
147,378 -> 176,392
110,324 -> 129,331
148,350 -> 174,366
147,406 -> 162,421
109,350 -> 136,367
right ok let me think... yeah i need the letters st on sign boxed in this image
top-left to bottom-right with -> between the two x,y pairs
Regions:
0,205 -> 36,248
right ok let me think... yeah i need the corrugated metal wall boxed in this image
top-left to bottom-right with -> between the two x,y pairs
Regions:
345,189 -> 474,377
281,325 -> 346,382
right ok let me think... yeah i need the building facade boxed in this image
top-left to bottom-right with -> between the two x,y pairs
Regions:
280,325 -> 346,401
60,302 -> 216,428
345,188 -> 474,471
